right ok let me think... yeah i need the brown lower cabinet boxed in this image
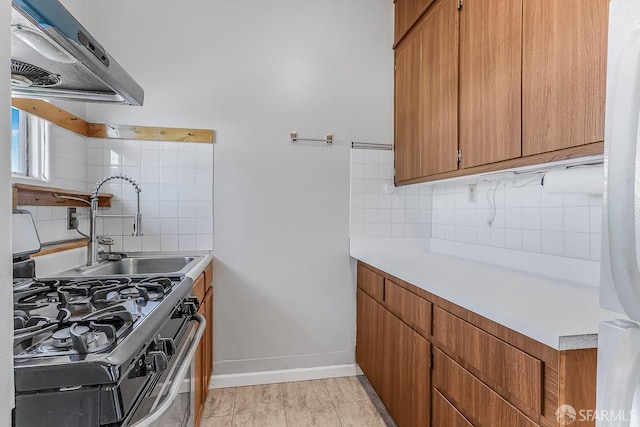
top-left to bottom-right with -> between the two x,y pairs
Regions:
194,263 -> 214,427
356,261 -> 597,427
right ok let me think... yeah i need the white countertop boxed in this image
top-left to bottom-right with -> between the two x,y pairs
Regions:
350,238 -> 620,350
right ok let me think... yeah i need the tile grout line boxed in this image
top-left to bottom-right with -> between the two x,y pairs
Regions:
324,378 -> 345,427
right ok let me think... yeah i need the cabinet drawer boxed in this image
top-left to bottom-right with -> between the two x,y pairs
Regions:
357,264 -> 384,303
385,279 -> 431,337
193,273 -> 206,303
434,349 -> 538,427
433,307 -> 543,415
433,389 -> 473,427
394,0 -> 435,43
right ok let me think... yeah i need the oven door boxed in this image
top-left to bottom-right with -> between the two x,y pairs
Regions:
127,313 -> 206,427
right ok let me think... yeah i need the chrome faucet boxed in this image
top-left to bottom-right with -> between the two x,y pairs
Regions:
87,175 -> 143,267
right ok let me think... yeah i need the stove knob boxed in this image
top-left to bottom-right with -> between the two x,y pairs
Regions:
158,338 -> 176,356
182,301 -> 198,316
146,351 -> 168,374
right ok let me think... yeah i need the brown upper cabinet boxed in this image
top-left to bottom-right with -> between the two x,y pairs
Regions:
522,0 -> 608,155
393,0 -> 608,184
395,0 -> 459,180
459,0 -> 522,168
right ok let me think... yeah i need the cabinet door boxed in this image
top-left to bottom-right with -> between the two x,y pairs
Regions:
194,289 -> 213,427
382,310 -> 430,427
395,31 -> 423,182
418,0 -> 459,177
522,0 -> 608,155
395,0 -> 434,43
356,289 -> 385,396
459,0 -> 522,168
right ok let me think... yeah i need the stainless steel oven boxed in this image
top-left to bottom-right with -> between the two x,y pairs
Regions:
127,313 -> 205,427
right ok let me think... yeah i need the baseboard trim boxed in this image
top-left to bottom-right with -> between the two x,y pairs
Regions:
210,364 -> 358,389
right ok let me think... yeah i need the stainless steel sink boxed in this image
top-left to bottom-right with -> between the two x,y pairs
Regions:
54,255 -> 202,279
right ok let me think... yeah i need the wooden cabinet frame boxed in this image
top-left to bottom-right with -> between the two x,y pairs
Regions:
356,261 -> 597,427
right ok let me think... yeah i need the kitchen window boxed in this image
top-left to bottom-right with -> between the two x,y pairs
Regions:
11,107 -> 50,181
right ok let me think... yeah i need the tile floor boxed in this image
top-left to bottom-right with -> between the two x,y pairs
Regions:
201,375 -> 395,427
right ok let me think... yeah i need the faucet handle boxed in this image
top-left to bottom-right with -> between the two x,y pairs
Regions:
97,236 -> 114,246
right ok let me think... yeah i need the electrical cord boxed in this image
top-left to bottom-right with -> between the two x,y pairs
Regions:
486,179 -> 502,227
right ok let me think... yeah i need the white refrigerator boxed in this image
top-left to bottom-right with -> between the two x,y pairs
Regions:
598,0 -> 640,425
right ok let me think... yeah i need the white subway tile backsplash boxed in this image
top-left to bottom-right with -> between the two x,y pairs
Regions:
179,218 -> 197,235
505,229 -> 522,250
364,151 -> 379,165
541,231 -> 564,256
364,223 -> 378,237
564,207 -> 590,233
161,235 -> 179,251
141,150 -> 161,167
505,208 -> 522,229
490,227 -> 506,248
159,201 -> 179,218
159,151 -> 179,168
564,232 -> 590,260
142,235 -> 161,252
541,207 -> 564,231
591,234 -> 602,261
563,194 -> 590,207
196,218 -> 214,235
522,230 -> 542,253
364,209 -> 378,223
379,223 -> 392,237
392,224 -> 406,237
161,218 -> 179,235
196,234 -> 214,251
590,206 -> 603,234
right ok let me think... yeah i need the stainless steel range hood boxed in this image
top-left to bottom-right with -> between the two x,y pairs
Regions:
10,0 -> 144,105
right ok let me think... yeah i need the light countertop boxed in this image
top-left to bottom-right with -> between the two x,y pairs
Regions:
350,238 -> 620,350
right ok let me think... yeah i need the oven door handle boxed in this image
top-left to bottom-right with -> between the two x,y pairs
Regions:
130,313 -> 206,427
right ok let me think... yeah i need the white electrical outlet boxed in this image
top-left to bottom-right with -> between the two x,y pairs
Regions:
468,183 -> 477,203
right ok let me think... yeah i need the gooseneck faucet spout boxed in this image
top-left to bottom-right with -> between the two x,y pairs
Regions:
87,175 -> 143,267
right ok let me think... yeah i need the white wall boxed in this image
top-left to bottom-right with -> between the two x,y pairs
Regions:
82,1 -> 394,374
1,0 -> 16,421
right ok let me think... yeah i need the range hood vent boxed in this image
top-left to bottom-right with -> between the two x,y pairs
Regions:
11,59 -> 61,87
10,0 -> 144,105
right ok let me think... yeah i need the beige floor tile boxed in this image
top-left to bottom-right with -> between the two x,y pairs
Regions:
204,387 -> 236,418
335,400 -> 387,427
231,409 -> 287,427
324,376 -> 369,405
281,380 -> 333,409
201,416 -> 233,427
233,384 -> 284,416
285,405 -> 342,427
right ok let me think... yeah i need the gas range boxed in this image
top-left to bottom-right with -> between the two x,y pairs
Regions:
12,273 -> 200,426
13,276 -> 175,359
11,211 -> 206,426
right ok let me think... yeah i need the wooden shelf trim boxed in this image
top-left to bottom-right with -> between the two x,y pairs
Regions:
31,239 -> 88,258
11,98 -> 215,144
13,184 -> 112,209
87,123 -> 215,143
